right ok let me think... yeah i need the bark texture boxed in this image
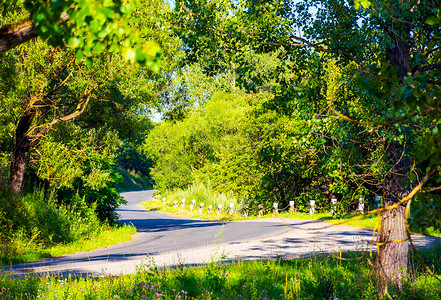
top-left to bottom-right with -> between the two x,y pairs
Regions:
8,90 -> 93,193
375,32 -> 412,290
0,19 -> 37,54
376,143 -> 411,288
0,13 -> 68,54
9,109 -> 35,193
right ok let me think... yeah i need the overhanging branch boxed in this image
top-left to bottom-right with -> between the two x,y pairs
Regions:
0,19 -> 37,54
0,13 -> 68,54
333,107 -> 435,127
29,86 -> 96,145
414,64 -> 441,75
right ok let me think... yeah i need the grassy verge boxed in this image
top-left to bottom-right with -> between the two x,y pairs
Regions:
1,244 -> 440,299
142,199 -> 441,237
116,167 -> 152,192
0,225 -> 136,266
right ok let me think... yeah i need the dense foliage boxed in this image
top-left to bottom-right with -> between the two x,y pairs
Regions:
0,0 -> 181,256
144,0 -> 441,288
1,0 -> 441,292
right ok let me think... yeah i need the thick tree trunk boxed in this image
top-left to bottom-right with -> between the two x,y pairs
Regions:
376,143 -> 410,289
375,36 -> 411,290
9,110 -> 35,193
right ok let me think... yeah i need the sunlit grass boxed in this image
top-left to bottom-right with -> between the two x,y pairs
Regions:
116,167 -> 152,191
0,225 -> 136,266
1,244 -> 441,299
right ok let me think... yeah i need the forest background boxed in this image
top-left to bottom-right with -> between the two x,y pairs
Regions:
1,0 -> 441,292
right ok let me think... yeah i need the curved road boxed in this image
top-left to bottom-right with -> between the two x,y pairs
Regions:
115,190 -> 307,253
2,190 -> 438,276
1,190 -> 314,276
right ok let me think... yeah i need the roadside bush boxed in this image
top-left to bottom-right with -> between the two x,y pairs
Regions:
0,186 -> 102,259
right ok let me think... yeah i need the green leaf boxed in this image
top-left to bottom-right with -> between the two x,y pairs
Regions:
68,37 -> 82,48
354,0 -> 371,10
103,0 -> 114,7
75,49 -> 84,60
120,4 -> 134,15
426,16 -> 440,26
93,42 -> 105,54
122,47 -> 136,63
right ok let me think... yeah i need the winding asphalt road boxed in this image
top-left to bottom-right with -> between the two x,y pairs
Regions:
1,190 -> 315,276
2,190 -> 439,276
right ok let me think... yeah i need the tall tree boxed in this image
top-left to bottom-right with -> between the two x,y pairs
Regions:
0,0 -> 181,193
294,0 -> 441,290
170,0 -> 441,291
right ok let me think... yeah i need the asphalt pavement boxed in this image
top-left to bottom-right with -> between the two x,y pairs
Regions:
2,190 -> 439,277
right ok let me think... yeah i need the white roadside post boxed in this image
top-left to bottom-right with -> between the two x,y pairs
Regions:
229,203 -> 234,215
208,204 -> 213,213
289,201 -> 294,213
273,202 -> 278,214
162,197 -> 166,205
181,198 -> 186,209
358,197 -> 365,213
217,204 -> 223,214
258,204 -> 263,216
243,204 -> 249,217
331,198 -> 337,214
199,203 -> 204,214
190,199 -> 196,211
173,200 -> 178,208
309,200 -> 315,215
374,195 -> 382,208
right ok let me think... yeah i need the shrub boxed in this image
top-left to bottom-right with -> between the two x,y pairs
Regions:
0,186 -> 102,259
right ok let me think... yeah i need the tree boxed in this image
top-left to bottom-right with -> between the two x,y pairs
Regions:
169,0 -> 441,291
294,0 -> 441,290
0,0 -> 181,194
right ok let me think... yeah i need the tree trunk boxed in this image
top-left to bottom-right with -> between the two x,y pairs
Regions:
375,36 -> 411,290
9,110 -> 35,193
375,143 -> 410,289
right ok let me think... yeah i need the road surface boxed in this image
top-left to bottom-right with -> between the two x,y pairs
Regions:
2,190 -> 438,276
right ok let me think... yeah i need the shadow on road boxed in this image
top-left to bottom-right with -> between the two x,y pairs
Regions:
121,217 -> 227,233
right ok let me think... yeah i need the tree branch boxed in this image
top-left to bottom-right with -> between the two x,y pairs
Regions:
0,19 -> 37,54
29,87 -> 95,145
0,13 -> 68,54
414,64 -> 441,75
427,80 -> 441,86
333,107 -> 435,127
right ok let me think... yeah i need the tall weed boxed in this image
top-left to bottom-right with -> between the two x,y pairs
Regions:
163,181 -> 245,210
0,186 -> 102,260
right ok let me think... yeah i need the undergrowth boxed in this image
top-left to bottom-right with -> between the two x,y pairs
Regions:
0,186 -> 135,265
1,244 -> 440,299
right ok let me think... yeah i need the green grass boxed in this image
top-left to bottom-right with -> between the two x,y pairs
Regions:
157,182 -> 243,212
116,167 -> 152,192
0,225 -> 136,266
1,244 -> 441,299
